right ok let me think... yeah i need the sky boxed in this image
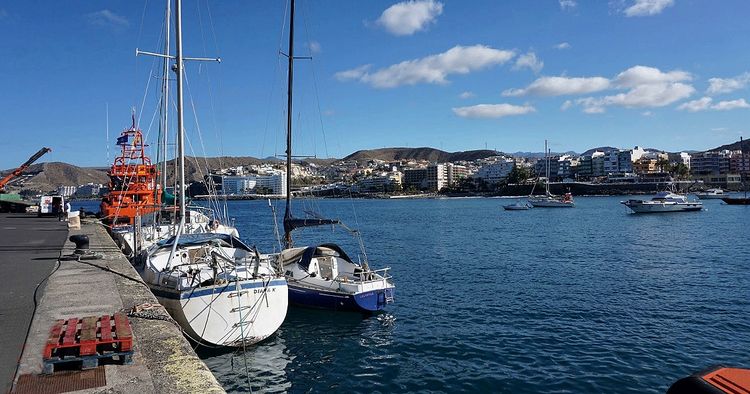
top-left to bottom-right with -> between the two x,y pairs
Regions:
1,0 -> 750,169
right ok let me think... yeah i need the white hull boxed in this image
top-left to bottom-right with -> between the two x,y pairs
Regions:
528,198 -> 574,208
153,279 -> 288,346
622,191 -> 703,213
622,201 -> 702,213
141,234 -> 288,346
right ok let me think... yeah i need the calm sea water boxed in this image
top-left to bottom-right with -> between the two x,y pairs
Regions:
77,196 -> 750,393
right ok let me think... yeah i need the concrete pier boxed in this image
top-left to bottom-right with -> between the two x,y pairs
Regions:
2,214 -> 224,393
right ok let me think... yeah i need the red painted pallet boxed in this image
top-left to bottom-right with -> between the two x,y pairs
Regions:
42,313 -> 134,374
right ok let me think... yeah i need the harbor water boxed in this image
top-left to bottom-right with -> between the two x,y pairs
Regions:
76,196 -> 750,393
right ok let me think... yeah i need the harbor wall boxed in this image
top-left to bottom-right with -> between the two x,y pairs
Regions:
14,219 -> 224,393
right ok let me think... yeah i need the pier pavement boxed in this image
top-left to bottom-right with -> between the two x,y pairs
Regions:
2,214 -> 223,393
0,214 -> 67,393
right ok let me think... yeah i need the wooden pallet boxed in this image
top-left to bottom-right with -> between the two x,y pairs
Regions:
43,313 -> 133,374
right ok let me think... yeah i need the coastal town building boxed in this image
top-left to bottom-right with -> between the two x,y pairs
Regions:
356,172 -> 402,192
691,151 -> 731,175
426,164 -> 448,191
74,183 -> 104,198
219,171 -> 286,195
402,168 -> 428,190
56,185 -> 77,198
474,159 -> 515,184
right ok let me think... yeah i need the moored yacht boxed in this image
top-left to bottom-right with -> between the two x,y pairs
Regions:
621,191 -> 703,213
528,140 -> 575,208
136,0 -> 287,346
140,233 -> 288,346
695,188 -> 725,199
277,0 -> 394,313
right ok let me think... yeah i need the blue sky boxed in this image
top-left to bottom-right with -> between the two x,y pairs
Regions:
1,0 -> 749,169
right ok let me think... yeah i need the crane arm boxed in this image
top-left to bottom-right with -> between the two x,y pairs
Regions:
0,147 -> 52,190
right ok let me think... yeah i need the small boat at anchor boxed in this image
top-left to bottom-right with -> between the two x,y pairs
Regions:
528,140 -> 575,208
621,191 -> 703,213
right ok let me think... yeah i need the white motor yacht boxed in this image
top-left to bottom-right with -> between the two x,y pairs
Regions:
695,188 -> 725,199
621,191 -> 703,213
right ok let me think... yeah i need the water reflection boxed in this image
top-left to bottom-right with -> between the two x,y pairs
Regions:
199,308 -> 396,393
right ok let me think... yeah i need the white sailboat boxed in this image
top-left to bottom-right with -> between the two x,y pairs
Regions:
278,0 -> 394,312
138,0 -> 287,346
528,140 -> 575,208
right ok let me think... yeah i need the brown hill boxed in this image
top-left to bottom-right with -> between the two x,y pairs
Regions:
710,138 -> 750,153
4,162 -> 109,191
343,147 -> 500,163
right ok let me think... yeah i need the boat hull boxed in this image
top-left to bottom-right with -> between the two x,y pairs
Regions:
528,199 -> 575,208
287,283 -> 394,312
622,201 -> 702,213
722,197 -> 750,205
151,279 -> 288,346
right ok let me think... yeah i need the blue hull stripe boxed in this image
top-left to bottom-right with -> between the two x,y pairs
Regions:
287,284 -> 394,312
151,279 -> 287,300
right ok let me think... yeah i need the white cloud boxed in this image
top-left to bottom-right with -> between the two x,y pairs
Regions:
554,42 -> 571,50
712,98 -> 750,111
335,45 -> 515,88
559,0 -> 577,11
613,65 -> 691,88
513,52 -> 544,74
309,41 -> 321,54
707,72 -> 750,95
452,103 -> 535,119
678,97 -> 713,112
503,76 -> 610,97
599,82 -> 694,107
561,100 -> 573,110
578,83 -> 693,113
677,97 -> 750,112
334,65 -> 372,81
642,111 -> 654,116
323,109 -> 335,116
376,0 -> 443,36
86,9 -> 129,28
623,0 -> 674,17
459,91 -> 475,99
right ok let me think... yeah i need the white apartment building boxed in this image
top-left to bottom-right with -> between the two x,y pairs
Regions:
474,159 -> 515,184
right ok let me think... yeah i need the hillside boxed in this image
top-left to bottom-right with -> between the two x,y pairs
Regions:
343,147 -> 500,163
1,162 -> 109,191
710,138 -> 749,153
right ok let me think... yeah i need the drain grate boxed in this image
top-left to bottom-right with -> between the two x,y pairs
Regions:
13,366 -> 106,394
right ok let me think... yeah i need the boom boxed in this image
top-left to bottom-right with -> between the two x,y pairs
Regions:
0,147 -> 52,190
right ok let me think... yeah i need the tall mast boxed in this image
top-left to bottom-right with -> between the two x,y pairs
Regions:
175,0 -> 186,224
283,0 -> 296,247
161,0 -> 171,200
544,140 -> 549,196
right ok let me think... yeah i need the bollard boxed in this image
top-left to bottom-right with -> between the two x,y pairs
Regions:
69,234 -> 90,255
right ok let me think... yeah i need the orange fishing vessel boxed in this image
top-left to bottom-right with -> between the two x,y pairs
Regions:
100,116 -> 161,225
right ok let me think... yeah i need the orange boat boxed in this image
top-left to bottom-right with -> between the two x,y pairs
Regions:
668,365 -> 750,393
100,117 -> 161,225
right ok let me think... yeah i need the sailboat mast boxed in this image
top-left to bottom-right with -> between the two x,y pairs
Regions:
283,0 -> 296,247
161,0 -> 171,200
545,139 -> 550,195
175,0 -> 186,223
